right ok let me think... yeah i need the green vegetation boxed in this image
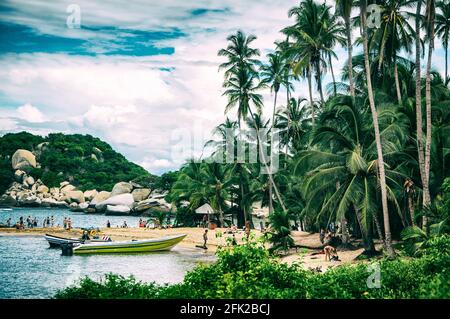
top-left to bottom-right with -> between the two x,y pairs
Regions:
167,0 -> 450,256
55,234 -> 450,299
0,132 -> 152,192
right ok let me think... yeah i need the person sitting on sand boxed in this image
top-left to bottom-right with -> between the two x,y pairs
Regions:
122,221 -> 128,228
324,245 -> 339,261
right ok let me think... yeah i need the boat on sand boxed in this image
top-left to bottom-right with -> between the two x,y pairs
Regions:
73,234 -> 187,254
45,234 -> 111,248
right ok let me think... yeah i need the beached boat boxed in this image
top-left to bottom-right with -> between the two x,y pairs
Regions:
45,234 -> 111,248
45,234 -> 82,248
73,234 -> 187,254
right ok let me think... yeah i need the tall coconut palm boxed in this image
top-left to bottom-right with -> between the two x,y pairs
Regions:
423,0 -> 436,231
335,0 -> 356,97
360,0 -> 395,257
436,0 -> 450,82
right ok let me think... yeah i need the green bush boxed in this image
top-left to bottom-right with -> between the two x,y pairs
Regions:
55,235 -> 450,299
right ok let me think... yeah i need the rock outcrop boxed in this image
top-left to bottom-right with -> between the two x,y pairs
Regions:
1,149 -> 171,215
11,149 -> 37,171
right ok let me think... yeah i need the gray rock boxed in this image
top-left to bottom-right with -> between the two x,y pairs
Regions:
95,193 -> 134,211
131,188 -> 151,202
83,190 -> 98,201
91,191 -> 110,204
110,182 -> 133,196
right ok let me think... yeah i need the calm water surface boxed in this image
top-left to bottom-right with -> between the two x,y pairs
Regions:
0,207 -> 216,299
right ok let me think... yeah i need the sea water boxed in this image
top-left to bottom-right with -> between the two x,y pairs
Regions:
0,207 -> 215,299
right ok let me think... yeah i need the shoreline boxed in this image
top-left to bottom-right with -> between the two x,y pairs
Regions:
0,227 -> 375,271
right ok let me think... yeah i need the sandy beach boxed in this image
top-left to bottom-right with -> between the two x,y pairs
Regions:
0,227 -> 376,271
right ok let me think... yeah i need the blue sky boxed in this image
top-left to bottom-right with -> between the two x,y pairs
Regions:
0,0 -> 447,175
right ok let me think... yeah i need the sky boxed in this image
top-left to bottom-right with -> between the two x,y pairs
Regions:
0,0 -> 447,175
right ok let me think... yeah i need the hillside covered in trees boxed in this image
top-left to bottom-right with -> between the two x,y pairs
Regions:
0,132 -> 156,194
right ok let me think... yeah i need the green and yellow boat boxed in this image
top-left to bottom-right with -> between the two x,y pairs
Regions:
73,234 -> 187,254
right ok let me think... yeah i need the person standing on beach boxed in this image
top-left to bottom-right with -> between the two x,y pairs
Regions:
203,229 -> 208,249
106,220 -> 111,228
245,221 -> 251,241
50,216 -> 54,227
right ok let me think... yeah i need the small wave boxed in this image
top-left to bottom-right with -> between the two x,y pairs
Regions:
0,208 -> 13,211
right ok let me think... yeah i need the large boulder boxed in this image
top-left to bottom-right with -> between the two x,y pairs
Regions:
61,184 -> 76,194
83,190 -> 98,201
37,185 -> 49,194
65,190 -> 85,203
134,198 -> 160,212
60,181 -> 70,188
95,193 -> 134,211
69,202 -> 83,212
131,188 -> 151,202
11,149 -> 37,171
110,182 -> 133,196
105,205 -> 131,215
91,191 -> 111,204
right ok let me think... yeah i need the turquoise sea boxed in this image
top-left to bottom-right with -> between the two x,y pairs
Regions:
0,207 -> 215,299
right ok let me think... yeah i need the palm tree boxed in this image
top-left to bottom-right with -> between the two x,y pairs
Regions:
261,52 -> 285,126
360,0 -> 395,257
275,97 -> 312,153
295,96 -> 407,254
218,30 -> 260,79
436,0 -> 450,82
335,0 -> 356,97
423,0 -> 436,230
373,0 -> 415,105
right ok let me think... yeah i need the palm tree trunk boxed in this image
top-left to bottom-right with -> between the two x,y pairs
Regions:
316,61 -> 325,103
268,90 -> 278,215
445,42 -> 448,82
308,65 -> 314,127
360,1 -> 395,257
423,2 -> 435,231
355,205 -> 375,254
329,54 -> 337,96
345,17 -> 355,98
415,1 -> 427,227
408,192 -> 416,227
394,60 -> 402,105
248,108 -> 288,214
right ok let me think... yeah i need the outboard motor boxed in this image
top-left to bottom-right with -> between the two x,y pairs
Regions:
61,242 -> 74,256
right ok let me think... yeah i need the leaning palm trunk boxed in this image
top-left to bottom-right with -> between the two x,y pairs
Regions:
360,1 -> 395,257
394,61 -> 402,105
345,17 -> 355,98
248,108 -> 288,214
423,0 -> 435,231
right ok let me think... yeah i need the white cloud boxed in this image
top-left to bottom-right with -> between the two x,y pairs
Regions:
16,103 -> 46,123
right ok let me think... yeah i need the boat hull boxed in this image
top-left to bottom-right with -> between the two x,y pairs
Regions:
73,234 -> 187,254
45,234 -> 81,248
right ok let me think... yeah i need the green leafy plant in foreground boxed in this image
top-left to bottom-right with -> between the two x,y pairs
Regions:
55,235 -> 450,299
